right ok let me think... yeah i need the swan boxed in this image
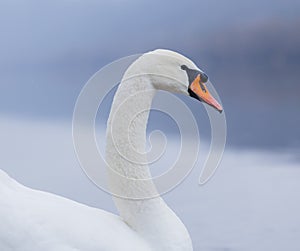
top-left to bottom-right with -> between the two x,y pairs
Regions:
0,49 -> 222,251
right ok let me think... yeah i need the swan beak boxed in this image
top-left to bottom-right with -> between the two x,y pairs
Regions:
189,74 -> 223,113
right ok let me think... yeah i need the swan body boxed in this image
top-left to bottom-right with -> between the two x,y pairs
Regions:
0,49 -> 222,250
0,170 -> 151,251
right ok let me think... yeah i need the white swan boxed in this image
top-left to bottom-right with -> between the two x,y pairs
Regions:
0,49 -> 222,251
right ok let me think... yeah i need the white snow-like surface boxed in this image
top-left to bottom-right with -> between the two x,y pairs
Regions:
0,117 -> 300,250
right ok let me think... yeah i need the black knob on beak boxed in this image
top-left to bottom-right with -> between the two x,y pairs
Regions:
201,72 -> 208,83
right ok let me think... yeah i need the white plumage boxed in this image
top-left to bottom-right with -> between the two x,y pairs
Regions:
0,49 -> 219,250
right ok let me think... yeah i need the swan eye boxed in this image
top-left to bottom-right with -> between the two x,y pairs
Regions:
180,65 -> 200,85
181,65 -> 188,70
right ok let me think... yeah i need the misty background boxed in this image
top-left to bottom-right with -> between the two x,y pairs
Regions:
1,0 -> 300,149
1,1 -> 300,250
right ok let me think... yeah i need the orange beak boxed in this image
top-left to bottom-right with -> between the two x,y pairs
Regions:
189,74 -> 223,113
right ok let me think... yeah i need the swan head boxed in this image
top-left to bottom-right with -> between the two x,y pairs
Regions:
128,49 -> 223,113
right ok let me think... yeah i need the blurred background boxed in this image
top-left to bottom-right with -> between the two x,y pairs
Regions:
0,0 -> 300,250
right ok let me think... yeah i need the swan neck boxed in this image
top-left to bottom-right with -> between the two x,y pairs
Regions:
106,76 -> 157,199
105,73 -> 193,250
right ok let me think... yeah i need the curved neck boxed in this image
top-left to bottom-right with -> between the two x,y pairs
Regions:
106,76 -> 157,199
105,75 -> 192,250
